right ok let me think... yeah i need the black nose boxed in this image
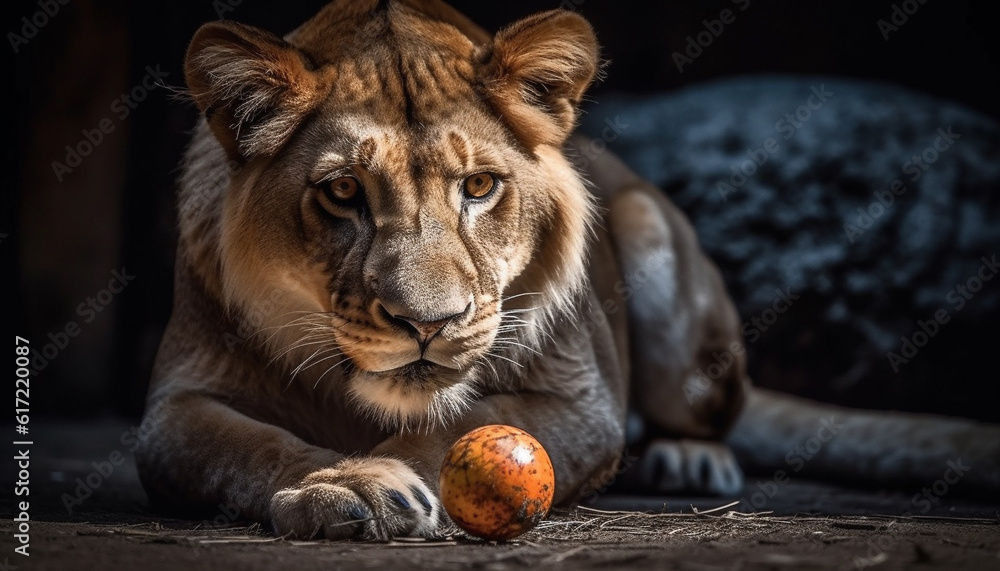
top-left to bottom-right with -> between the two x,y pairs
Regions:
377,301 -> 468,347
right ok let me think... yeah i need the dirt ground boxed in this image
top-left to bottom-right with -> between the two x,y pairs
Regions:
5,510 -> 999,570
2,419 -> 998,570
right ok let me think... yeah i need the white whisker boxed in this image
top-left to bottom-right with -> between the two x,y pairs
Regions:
492,339 -> 542,356
251,312 -> 330,348
477,357 -> 500,386
268,336 -> 330,367
294,351 -> 345,379
498,307 -> 539,315
290,346 -> 341,379
313,357 -> 353,389
501,292 -> 544,303
486,351 -> 523,369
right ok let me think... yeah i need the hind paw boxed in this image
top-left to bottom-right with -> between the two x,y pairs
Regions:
635,439 -> 744,496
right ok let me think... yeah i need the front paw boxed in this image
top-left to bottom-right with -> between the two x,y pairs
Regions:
269,456 -> 440,540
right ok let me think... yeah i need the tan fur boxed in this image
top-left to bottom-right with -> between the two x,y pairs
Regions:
138,0 -> 999,540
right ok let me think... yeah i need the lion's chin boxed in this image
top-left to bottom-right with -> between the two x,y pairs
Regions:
346,361 -> 478,432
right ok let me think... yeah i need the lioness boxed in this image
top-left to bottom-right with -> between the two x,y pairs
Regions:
137,0 -> 1000,539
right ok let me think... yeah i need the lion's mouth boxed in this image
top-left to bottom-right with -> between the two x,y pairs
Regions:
396,359 -> 440,377
372,358 -> 465,385
357,350 -> 467,374
348,357 -> 478,430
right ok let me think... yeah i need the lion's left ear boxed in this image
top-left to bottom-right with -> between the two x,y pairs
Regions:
185,21 -> 333,160
480,10 -> 600,148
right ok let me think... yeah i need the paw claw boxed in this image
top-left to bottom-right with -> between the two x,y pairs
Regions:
411,487 -> 433,514
386,489 -> 411,510
347,503 -> 370,521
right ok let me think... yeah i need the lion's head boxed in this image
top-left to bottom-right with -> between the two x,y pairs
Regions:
178,0 -> 600,430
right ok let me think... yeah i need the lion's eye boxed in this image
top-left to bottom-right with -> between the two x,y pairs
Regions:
318,176 -> 363,211
463,173 -> 497,200
326,177 -> 359,202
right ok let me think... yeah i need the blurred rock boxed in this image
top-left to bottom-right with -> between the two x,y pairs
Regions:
581,77 -> 1000,422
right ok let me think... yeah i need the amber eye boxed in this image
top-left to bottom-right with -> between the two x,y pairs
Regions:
463,173 -> 497,200
318,176 -> 363,212
326,177 -> 359,201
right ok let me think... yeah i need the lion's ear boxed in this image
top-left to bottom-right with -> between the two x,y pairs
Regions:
481,10 -> 600,148
185,21 -> 331,160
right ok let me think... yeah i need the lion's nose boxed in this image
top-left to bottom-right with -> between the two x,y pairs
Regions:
377,300 -> 470,347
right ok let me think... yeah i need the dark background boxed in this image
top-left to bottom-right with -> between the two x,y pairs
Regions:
8,0 -> 999,421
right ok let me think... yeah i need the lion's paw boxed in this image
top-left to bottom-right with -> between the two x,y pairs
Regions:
636,439 -> 744,497
270,456 -> 440,540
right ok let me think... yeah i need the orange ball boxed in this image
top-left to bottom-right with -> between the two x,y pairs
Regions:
439,425 -> 555,541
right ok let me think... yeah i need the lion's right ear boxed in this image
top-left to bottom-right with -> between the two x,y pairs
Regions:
185,21 -> 332,160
